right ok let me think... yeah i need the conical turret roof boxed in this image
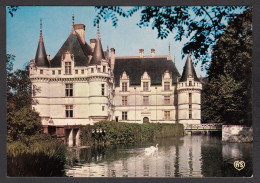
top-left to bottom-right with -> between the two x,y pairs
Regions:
89,24 -> 105,65
35,20 -> 49,67
179,54 -> 199,82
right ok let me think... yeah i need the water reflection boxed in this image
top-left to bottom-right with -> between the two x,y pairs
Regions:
66,135 -> 252,177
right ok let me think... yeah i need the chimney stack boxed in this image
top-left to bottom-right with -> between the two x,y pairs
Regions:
74,24 -> 86,43
151,48 -> 155,57
139,49 -> 144,58
111,48 -> 115,72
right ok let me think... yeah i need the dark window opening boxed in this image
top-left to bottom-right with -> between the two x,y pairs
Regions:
122,112 -> 127,120
65,62 -> 71,74
101,84 -> 105,96
122,82 -> 127,92
66,105 -> 73,118
65,83 -> 73,97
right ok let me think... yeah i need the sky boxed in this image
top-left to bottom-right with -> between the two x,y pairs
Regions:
6,6 -> 241,77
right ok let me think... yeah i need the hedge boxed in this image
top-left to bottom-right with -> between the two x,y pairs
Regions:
80,121 -> 184,146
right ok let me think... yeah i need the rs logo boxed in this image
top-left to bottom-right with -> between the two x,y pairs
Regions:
234,161 -> 245,171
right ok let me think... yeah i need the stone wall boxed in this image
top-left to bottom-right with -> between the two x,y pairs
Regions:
222,125 -> 253,143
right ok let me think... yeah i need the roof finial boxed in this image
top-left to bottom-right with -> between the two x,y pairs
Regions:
40,18 -> 43,42
72,12 -> 74,26
97,22 -> 100,39
168,41 -> 171,57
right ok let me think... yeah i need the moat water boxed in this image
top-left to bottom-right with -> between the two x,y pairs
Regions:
65,135 -> 253,177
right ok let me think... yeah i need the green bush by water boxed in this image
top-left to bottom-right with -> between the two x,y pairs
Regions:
7,134 -> 73,177
80,121 -> 184,146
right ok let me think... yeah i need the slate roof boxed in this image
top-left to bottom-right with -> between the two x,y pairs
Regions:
113,57 -> 180,86
35,37 -> 50,67
179,54 -> 200,82
50,31 -> 92,67
89,38 -> 105,65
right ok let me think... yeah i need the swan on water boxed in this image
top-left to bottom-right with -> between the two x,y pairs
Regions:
144,144 -> 158,155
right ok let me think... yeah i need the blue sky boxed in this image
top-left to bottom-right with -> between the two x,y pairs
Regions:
6,6 -> 242,77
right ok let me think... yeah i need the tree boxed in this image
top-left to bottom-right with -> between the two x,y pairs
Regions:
6,55 -> 39,112
94,6 -> 251,70
201,9 -> 252,126
7,6 -> 19,17
7,107 -> 43,142
6,55 -> 42,142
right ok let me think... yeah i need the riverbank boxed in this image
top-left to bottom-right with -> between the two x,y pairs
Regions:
7,134 -> 75,177
80,121 -> 184,146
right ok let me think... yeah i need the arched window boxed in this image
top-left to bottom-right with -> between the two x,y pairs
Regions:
143,117 -> 149,123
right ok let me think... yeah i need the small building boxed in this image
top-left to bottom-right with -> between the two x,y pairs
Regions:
29,19 -> 202,146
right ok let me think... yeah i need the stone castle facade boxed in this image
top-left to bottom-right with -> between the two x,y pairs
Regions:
29,20 -> 202,128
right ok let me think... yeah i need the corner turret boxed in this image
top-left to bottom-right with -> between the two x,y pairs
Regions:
35,19 -> 49,67
179,54 -> 199,82
89,23 -> 105,65
177,54 -> 202,125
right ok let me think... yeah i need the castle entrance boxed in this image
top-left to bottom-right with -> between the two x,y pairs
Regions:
143,117 -> 149,123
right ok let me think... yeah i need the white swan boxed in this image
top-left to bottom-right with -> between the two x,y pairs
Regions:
144,144 -> 158,155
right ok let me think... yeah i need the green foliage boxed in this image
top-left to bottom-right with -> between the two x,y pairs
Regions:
6,59 -> 35,112
94,6 -> 251,70
7,6 -> 19,17
6,54 -> 42,142
7,107 -> 43,143
7,134 -> 69,176
80,121 -> 184,146
201,9 -> 252,126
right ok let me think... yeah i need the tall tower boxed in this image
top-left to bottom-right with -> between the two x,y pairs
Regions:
87,23 -> 113,123
177,54 -> 202,125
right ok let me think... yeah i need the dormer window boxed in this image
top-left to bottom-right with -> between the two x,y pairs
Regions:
81,70 -> 84,74
65,62 -> 71,74
40,70 -> 43,74
189,81 -> 192,86
75,70 -> 78,74
143,82 -> 149,91
58,70 -> 61,75
122,82 -> 127,92
103,66 -> 106,73
164,82 -> 170,91
91,68 -> 94,73
98,68 -> 101,73
52,70 -> 55,75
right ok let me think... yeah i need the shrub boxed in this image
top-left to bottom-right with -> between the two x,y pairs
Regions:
80,121 -> 184,146
7,134 -> 70,177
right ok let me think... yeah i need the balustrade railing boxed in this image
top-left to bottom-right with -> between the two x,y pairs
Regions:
185,123 -> 222,131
